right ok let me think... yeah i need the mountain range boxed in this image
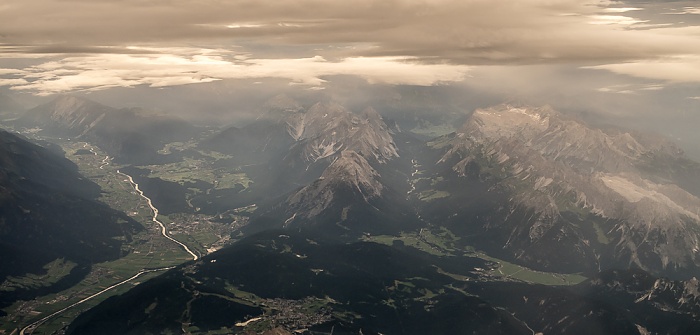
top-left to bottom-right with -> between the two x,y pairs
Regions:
13,96 -> 200,164
421,104 -> 700,278
3,94 -> 700,334
204,97 -> 700,279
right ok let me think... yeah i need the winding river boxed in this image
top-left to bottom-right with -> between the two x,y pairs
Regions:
117,169 -> 199,261
92,146 -> 198,260
20,146 -> 198,334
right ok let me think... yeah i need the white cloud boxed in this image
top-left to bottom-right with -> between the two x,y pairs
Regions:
0,78 -> 28,86
603,8 -> 642,13
2,48 -> 470,95
586,56 -> 700,83
587,15 -> 647,25
596,86 -> 637,94
0,68 -> 27,75
0,0 -> 699,93
0,0 -> 697,65
626,23 -> 674,29
663,7 -> 700,15
595,83 -> 666,94
639,84 -> 664,91
226,23 -> 266,29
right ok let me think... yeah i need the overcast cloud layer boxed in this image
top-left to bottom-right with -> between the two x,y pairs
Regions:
1,0 -> 700,94
1,0 -> 700,159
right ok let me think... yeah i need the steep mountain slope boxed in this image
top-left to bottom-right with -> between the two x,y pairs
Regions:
423,104 -> 700,277
25,95 -> 700,334
16,96 -> 115,137
202,97 -> 398,168
262,149 -> 416,236
65,231 -> 533,335
0,129 -> 141,308
197,97 -> 401,216
580,270 -> 700,334
285,102 -> 398,164
472,269 -> 700,335
14,96 -> 200,163
200,120 -> 297,167
199,94 -> 304,162
286,150 -> 384,219
66,231 -> 700,335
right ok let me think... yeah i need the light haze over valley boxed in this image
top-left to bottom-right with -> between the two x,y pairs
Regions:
2,1 -> 700,334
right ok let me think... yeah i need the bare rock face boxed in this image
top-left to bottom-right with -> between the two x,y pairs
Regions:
286,150 -> 383,221
440,103 -> 700,276
291,103 -> 398,163
259,98 -> 398,164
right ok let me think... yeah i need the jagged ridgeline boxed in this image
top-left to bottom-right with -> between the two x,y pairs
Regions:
6,93 -> 700,334
212,97 -> 700,279
422,104 -> 700,278
197,95 -> 414,237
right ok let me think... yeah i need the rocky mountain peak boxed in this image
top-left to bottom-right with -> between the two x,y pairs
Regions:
438,103 -> 700,275
465,104 -> 554,140
462,104 -> 653,173
322,150 -> 383,197
286,150 -> 384,221
300,102 -> 351,139
281,101 -> 398,163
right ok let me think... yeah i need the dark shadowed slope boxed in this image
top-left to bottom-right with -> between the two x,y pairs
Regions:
0,129 -> 141,310
14,95 -> 201,164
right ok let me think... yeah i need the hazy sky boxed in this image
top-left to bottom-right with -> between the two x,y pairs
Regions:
0,0 -> 699,156
1,0 -> 699,92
